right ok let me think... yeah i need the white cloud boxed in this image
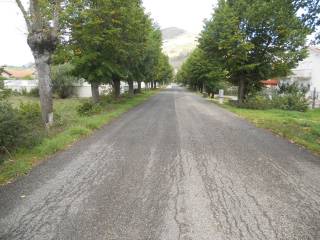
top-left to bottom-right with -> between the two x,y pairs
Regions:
0,0 -> 216,66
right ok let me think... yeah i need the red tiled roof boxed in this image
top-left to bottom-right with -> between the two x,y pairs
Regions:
261,79 -> 279,86
5,69 -> 34,79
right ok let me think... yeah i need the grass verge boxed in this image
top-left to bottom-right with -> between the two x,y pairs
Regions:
0,90 -> 160,185
211,99 -> 320,155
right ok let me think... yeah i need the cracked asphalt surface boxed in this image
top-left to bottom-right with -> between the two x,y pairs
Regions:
1,86 -> 320,240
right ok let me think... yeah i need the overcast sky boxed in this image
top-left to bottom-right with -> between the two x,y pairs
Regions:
0,0 -> 215,66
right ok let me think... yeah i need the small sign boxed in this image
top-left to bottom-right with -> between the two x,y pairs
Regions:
219,89 -> 224,98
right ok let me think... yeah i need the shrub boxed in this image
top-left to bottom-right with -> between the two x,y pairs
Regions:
0,89 -> 11,100
0,101 -> 26,156
239,82 -> 309,112
51,64 -> 77,99
28,87 -> 40,97
241,95 -> 272,110
19,102 -> 42,124
77,101 -> 103,116
272,94 -> 309,112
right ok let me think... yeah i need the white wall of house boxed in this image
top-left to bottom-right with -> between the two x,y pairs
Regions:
282,47 -> 320,98
4,80 -> 38,92
4,80 -> 147,98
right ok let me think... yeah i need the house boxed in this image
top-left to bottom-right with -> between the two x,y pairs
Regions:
261,79 -> 279,88
5,68 -> 36,79
0,69 -> 13,78
281,46 -> 320,98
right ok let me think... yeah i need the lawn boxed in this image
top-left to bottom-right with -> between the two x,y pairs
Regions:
0,90 -> 159,185
213,100 -> 320,155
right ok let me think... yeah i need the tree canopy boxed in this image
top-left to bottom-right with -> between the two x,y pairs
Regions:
178,0 -> 312,103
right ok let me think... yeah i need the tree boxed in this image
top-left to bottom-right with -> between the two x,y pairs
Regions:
154,53 -> 174,86
16,0 -> 62,127
177,48 -> 226,96
69,0 -> 152,100
140,26 -> 162,90
199,0 -> 310,103
293,0 -> 320,42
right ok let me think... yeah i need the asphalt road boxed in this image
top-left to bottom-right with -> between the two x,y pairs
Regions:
1,87 -> 320,240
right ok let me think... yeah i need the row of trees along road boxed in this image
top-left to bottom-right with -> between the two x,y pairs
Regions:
16,0 -> 173,127
177,0 -> 320,103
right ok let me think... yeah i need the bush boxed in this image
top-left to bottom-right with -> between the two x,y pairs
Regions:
77,101 -> 103,116
51,64 -> 77,99
272,94 -> 309,112
239,82 -> 309,112
19,102 -> 42,124
0,89 -> 11,100
241,95 -> 272,110
0,101 -> 26,156
29,87 -> 40,97
20,87 -> 39,97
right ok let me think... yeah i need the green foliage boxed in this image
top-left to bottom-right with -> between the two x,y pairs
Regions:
19,102 -> 42,124
196,0 -> 310,102
29,87 -> 40,97
219,102 -> 320,155
0,100 -> 44,162
177,48 -> 227,95
64,0 -> 172,99
51,64 -> 77,98
0,90 -> 159,183
77,101 -> 103,116
239,83 -> 309,112
0,88 -> 12,100
20,87 -> 40,97
0,101 -> 26,158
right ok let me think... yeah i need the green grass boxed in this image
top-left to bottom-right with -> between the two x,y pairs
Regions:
212,99 -> 320,155
0,90 -> 159,184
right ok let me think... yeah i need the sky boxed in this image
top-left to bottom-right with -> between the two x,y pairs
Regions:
0,0 -> 216,66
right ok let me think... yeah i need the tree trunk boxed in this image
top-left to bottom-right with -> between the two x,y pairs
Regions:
151,81 -> 154,89
128,80 -> 134,97
91,83 -> 100,103
34,52 -> 53,128
137,81 -> 142,93
238,78 -> 245,104
153,81 -> 157,89
113,78 -> 121,98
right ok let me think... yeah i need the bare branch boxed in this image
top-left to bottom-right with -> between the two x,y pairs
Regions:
15,0 -> 31,32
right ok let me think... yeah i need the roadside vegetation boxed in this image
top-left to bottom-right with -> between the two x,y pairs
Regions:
177,0 -> 319,104
176,0 -> 319,154
0,0 -> 174,184
0,90 -> 160,185
214,100 -> 320,155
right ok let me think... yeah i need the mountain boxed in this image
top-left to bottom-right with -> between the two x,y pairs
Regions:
162,27 -> 187,40
161,27 -> 198,71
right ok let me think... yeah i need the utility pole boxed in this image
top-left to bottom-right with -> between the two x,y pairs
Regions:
312,87 -> 316,109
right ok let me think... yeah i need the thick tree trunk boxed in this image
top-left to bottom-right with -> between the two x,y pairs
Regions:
91,83 -> 100,103
128,80 -> 134,97
238,78 -> 245,104
113,78 -> 121,98
34,52 -> 53,127
137,81 -> 142,93
153,81 -> 157,89
151,81 -> 154,89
